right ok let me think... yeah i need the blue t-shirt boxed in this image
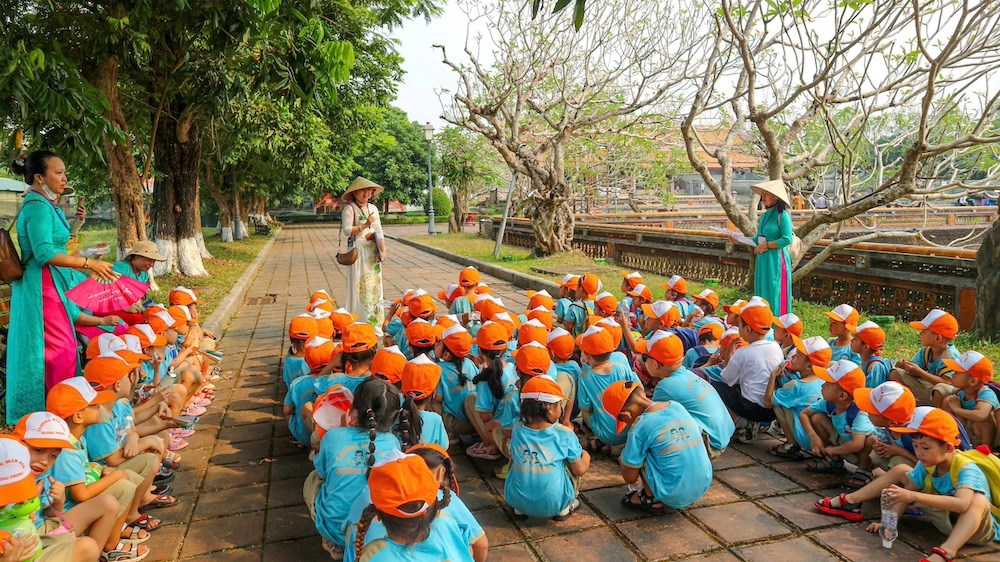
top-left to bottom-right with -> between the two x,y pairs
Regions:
827,339 -> 862,364
913,344 -> 961,378
473,363 -> 521,429
385,315 -> 404,343
907,460 -> 1000,538
313,428 -> 401,545
360,513 -> 474,562
555,298 -> 573,322
554,361 -> 582,383
807,398 -> 876,443
610,351 -> 631,372
565,302 -> 593,336
672,298 -> 697,319
578,362 -> 641,446
619,402 -> 712,509
504,422 -> 583,518
437,358 -> 478,424
863,356 -> 894,388
449,297 -> 472,318
771,377 -> 824,449
50,435 -> 91,511
958,386 -> 1000,411
82,398 -> 133,463
282,355 -> 311,388
284,375 -> 322,445
321,373 -> 372,396
419,410 -> 450,450
651,368 -> 735,450
683,346 -> 719,369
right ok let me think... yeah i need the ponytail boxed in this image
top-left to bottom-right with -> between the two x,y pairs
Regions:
472,349 -> 505,400
398,395 -> 424,449
365,408 -> 377,472
451,355 -> 469,386
410,445 -> 460,495
355,504 -> 379,560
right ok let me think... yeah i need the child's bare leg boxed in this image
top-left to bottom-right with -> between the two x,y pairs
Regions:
64,494 -> 120,550
809,412 -> 835,450
857,436 -> 875,470
73,536 -> 100,561
167,384 -> 188,417
937,493 -> 991,559
464,395 -> 492,445
838,463 -> 912,505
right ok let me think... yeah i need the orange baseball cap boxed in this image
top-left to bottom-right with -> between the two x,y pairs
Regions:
289,314 -> 320,341
47,377 -> 116,419
722,299 -> 748,315
738,296 -> 773,334
577,326 -> 615,356
660,274 -> 687,295
402,354 -> 442,399
692,289 -> 719,309
0,439 -> 37,506
407,291 -> 437,319
943,350 -> 995,383
169,286 -> 201,306
854,382 -> 916,425
343,322 -> 378,352
527,290 -> 555,312
602,380 -> 642,434
304,337 -> 335,372
698,323 -> 724,340
143,304 -> 167,321
330,308 -> 359,335
166,305 -> 191,327
850,321 -> 885,351
435,314 -> 459,330
11,412 -> 74,449
560,274 -> 580,291
893,406 -> 959,445
442,325 -> 473,358
405,442 -> 451,459
517,318 -> 550,347
371,346 -> 407,384
773,313 -> 803,338
474,283 -> 493,295
620,271 -> 643,289
627,284 -> 653,301
309,298 -> 335,315
520,376 -> 565,403
478,298 -> 507,324
313,385 -> 353,437
579,273 -> 602,297
315,315 -> 335,339
309,289 -> 332,307
635,330 -> 684,367
513,341 -> 552,377
526,306 -> 554,330
477,321 -> 510,351
547,328 -> 576,360
720,327 -> 743,349
126,324 -> 166,348
84,352 -> 140,390
641,300 -> 681,328
595,317 -> 624,348
792,335 -> 832,367
814,359 -> 866,394
458,266 -> 481,287
908,309 -> 959,339
824,304 -> 860,326
119,334 -> 151,363
491,311 -> 520,339
369,451 -> 440,518
438,283 -> 464,304
86,333 -> 126,360
594,292 -> 619,316
405,318 -> 439,347
147,310 -> 176,334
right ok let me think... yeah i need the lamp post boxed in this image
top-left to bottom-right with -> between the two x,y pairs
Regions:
422,121 -> 436,235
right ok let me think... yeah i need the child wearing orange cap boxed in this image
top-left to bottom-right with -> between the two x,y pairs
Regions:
937,351 -> 998,448
564,274 -> 601,337
547,328 -> 581,424
688,288 -> 722,330
683,323 -> 723,370
576,326 -> 642,452
593,292 -> 618,319
370,346 -> 407,387
464,322 -> 517,461
319,323 -> 378,394
603,380 -> 712,511
892,309 -> 962,405
764,336 -> 829,460
814,407 -> 999,561
405,318 -> 440,360
433,325 -> 479,441
152,309 -> 205,419
399,355 -> 449,451
492,341 -> 556,480
848,321 -> 893,387
284,336 -> 337,447
554,275 -> 580,328
505,376 -> 590,521
440,283 -> 473,325
641,331 -> 735,458
772,313 -> 803,354
800,359 -> 876,486
822,304 -> 862,364
695,326 -> 743,383
660,275 -> 696,319
526,290 -> 555,313
284,314 -> 318,388
382,289 -> 415,346
854,382 -> 918,476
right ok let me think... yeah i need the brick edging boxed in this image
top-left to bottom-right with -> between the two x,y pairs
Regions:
202,229 -> 280,336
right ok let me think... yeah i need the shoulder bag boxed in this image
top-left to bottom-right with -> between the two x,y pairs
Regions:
336,203 -> 359,266
0,202 -> 31,283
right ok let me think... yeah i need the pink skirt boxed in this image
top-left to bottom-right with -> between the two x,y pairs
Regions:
41,266 -> 79,390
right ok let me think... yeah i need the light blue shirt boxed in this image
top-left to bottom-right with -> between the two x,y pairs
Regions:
282,355 -> 311,388
578,362 -> 641,446
913,344 -> 961,377
565,301 -> 593,336
449,297 -> 472,318
610,351 -> 631,372
771,377 -> 824,449
827,339 -> 862,364
50,435 -> 90,511
504,422 -> 583,518
320,373 -> 371,396
807,398 -> 876,442
651,368 -> 734,450
385,315 -> 404,343
555,298 -> 573,322
360,513 -> 474,562
554,361 -> 582,383
284,375 -> 322,445
683,346 -> 718,369
908,460 -> 1000,538
863,356 -> 894,388
619,402 -> 712,509
313,428 -> 400,545
958,386 -> 1000,411
437,358 -> 478,424
139,361 -> 156,386
672,298 -> 697,319
419,410 -> 450,450
82,398 -> 133,462
473,363 -> 520,429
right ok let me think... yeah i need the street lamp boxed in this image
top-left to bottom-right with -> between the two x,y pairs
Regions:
422,121 -> 436,235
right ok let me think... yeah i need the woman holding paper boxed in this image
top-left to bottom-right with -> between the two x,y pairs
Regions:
340,176 -> 387,332
750,179 -> 794,315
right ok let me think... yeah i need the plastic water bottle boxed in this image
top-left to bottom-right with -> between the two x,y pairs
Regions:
115,416 -> 135,447
880,489 -> 898,548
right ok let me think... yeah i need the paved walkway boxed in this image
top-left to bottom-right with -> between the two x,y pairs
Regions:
149,224 -> 1000,561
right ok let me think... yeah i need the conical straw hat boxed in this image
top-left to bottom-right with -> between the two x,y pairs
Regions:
341,176 -> 384,202
752,179 -> 790,206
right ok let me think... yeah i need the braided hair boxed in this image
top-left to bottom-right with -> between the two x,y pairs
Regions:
410,446 -> 459,495
351,378 -> 401,471
354,468 -> 453,559
439,344 -> 472,387
472,348 -> 505,400
398,394 -> 425,450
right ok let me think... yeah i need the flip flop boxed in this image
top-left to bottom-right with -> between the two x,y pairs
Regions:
143,495 -> 178,510
131,514 -> 161,532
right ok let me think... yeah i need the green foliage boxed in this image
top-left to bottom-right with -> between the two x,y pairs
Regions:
435,126 -> 503,212
353,107 -> 432,206
424,187 -> 452,218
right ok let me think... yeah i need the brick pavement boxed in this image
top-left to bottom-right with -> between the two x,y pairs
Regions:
150,224 -> 1000,561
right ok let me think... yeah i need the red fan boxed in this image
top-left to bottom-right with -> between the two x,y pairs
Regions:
66,275 -> 149,315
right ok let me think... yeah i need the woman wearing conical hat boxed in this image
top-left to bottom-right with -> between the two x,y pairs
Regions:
750,179 -> 794,315
340,177 -> 387,333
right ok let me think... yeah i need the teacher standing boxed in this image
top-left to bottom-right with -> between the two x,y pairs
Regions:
340,176 -> 387,333
6,151 -> 117,423
750,179 -> 794,316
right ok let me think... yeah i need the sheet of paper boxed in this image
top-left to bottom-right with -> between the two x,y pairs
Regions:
710,226 -> 756,247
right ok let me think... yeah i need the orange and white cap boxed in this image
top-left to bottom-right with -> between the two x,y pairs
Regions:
330,308 -> 359,335
692,289 -> 719,309
167,305 -> 192,327
478,297 -> 507,323
513,341 -> 552,377
577,326 -> 615,356
660,274 -> 687,295
85,333 -> 127,360
698,323 -> 724,340
314,315 -> 334,339
169,286 -> 201,306
304,337 -> 335,372
406,318 -> 439,347
491,311 -> 520,339
579,273 -> 602,297
310,307 -> 332,321
309,298 -> 335,315
458,266 -> 481,287
289,313 -> 320,341
641,300 -> 680,328
438,283 -> 464,304
720,326 -> 742,349
627,284 -> 652,301
474,283 -> 493,295
527,306 -> 554,330
436,315 -> 459,330
594,292 -> 619,316
595,317 -> 624,348
476,321 -> 510,351
560,274 -> 581,290
343,322 -> 378,352
547,327 -> 576,359
635,330 -> 684,367
814,359 -> 866,394
824,304 -> 859,326
521,376 -> 565,403
369,450 -> 440,518
407,290 -> 437,319
620,271 -> 643,289
850,321 -> 886,351
371,346 -> 407,384
738,296 -> 773,334
893,406 -> 959,445
723,299 -> 748,315
942,350 -> 995,383
517,318 -> 550,347
602,380 -> 642,434
527,290 -> 554,311
402,354 -> 443,400
147,310 -> 176,334
773,313 -> 803,338
121,334 -> 152,362
908,309 -> 959,339
0,439 -> 36,506
442,324 -> 473,358
126,324 -> 166,348
854,382 -> 916,425
309,289 -> 332,306
46,377 -> 116,419
84,352 -> 140,390
791,335 -> 832,367
11,412 -> 73,449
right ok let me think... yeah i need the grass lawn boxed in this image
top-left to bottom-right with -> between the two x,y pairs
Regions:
406,232 -> 1000,368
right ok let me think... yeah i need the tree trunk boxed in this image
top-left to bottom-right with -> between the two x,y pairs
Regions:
530,176 -> 574,255
85,57 -> 147,258
205,166 -> 233,242
449,183 -> 467,233
232,182 -> 248,240
150,106 -> 209,277
974,218 -> 1000,337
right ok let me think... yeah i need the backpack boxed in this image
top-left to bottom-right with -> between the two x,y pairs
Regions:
921,448 -> 1000,520
690,345 -> 714,369
668,327 -> 699,352
824,401 -> 860,428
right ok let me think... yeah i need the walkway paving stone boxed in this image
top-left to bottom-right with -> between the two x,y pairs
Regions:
158,224 -> 1000,561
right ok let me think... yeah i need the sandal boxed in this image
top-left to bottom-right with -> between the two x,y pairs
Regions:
621,489 -> 666,514
130,514 -> 161,532
552,498 -> 581,521
168,437 -> 189,452
920,546 -> 953,562
846,468 -> 873,489
769,442 -> 808,460
814,493 -> 863,522
494,462 -> 511,480
466,442 -> 502,460
806,456 -> 845,473
143,494 -> 178,510
161,458 -> 180,471
102,541 -> 149,562
120,524 -> 150,544
583,438 -> 611,455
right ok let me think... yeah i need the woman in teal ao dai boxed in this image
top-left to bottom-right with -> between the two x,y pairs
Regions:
6,151 -> 118,423
750,179 -> 794,316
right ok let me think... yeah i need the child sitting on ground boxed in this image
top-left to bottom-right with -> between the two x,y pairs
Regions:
855,382 -> 918,475
284,314 -> 318,388
433,325 -> 479,442
492,342 -> 554,480
399,355 -> 449,450
554,275 -> 580,329
772,313 -> 803,357
320,323 -> 378,395
696,327 -> 743,383
814,407 -> 999,562
688,288 -> 723,330
405,318 -> 439,361
824,304 -> 862,364
577,326 -> 642,454
465,322 -> 518,461
801,359 -> 877,488
604,380 -> 713,512
765,336 -> 829,460
624,284 -> 653,332
892,309 -> 961,405
505,376 -> 590,521
619,271 -> 643,318
661,275 -> 696,319
937,351 -> 998,448
849,321 -> 894,387
564,274 -> 601,336
284,336 -> 336,448
683,323 -> 722,370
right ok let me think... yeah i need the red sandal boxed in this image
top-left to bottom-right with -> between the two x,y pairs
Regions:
919,546 -> 953,562
814,493 -> 863,522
